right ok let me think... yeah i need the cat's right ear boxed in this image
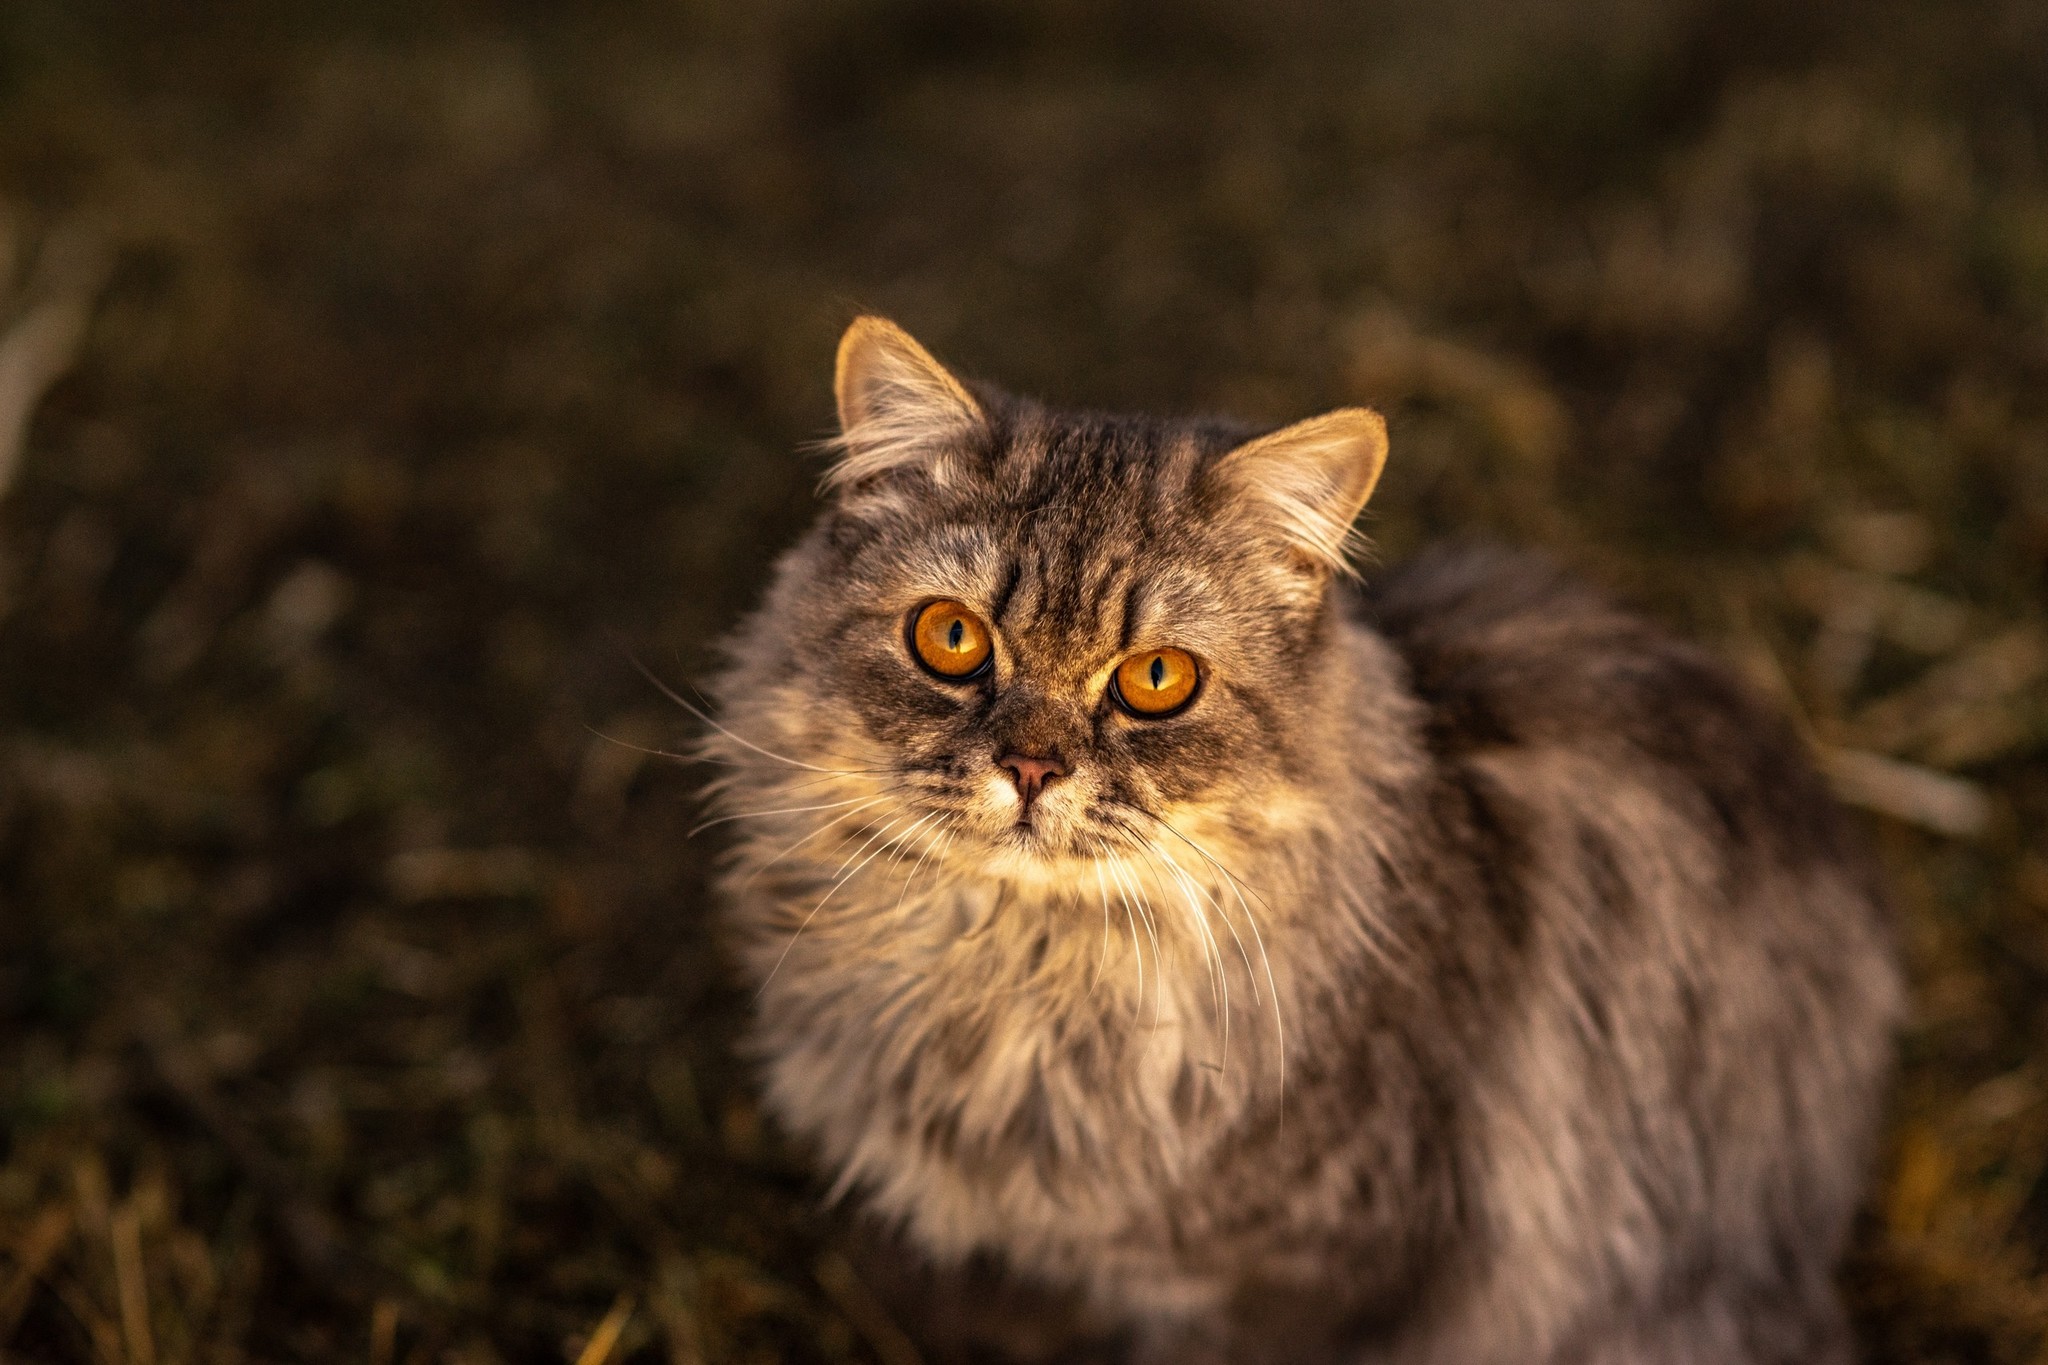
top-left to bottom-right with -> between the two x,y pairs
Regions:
1209,407 -> 1389,577
824,317 -> 985,496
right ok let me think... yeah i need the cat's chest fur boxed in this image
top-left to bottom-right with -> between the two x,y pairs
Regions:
732,860 -> 1303,1312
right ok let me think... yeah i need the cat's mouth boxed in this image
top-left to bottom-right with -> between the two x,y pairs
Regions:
982,808 -> 1084,860
986,808 -> 1135,865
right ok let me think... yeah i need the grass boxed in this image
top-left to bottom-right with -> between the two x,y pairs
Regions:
1,0 -> 2047,1360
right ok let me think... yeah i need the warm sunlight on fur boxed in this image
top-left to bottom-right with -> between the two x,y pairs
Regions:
700,319 -> 1900,1365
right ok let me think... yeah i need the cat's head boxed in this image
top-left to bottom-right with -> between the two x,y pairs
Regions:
717,317 -> 1388,888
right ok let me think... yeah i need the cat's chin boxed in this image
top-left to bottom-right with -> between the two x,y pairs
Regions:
962,824 -> 1165,899
969,821 -> 1100,879
984,819 -> 1070,859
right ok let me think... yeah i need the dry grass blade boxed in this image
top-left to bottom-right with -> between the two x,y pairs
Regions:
50,1272 -> 123,1365
571,1294 -> 634,1365
0,216 -> 105,499
649,1254 -> 706,1365
0,1206 -> 75,1343
109,1205 -> 155,1365
1821,747 -> 1993,839
816,1253 -> 922,1365
369,1300 -> 400,1365
1851,626 -> 2048,763
1782,553 -> 1972,661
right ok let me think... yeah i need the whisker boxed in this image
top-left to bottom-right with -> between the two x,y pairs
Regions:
1143,839 -> 1230,1078
585,725 -> 897,779
628,656 -> 884,776
689,792 -> 886,838
756,811 -> 935,996
1107,852 -> 1165,1042
736,795 -> 897,889
725,769 -> 901,798
1102,824 -> 1196,1062
1101,848 -> 1147,1024
1088,848 -> 1115,999
892,815 -> 957,915
821,807 -> 916,887
1162,840 -> 1261,1008
1140,831 -> 1258,1007
1145,815 -> 1288,1115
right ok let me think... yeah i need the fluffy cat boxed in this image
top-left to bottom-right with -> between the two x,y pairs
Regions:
703,317 -> 1902,1364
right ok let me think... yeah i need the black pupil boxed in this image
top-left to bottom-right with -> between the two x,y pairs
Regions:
1149,656 -> 1165,688
947,619 -> 964,650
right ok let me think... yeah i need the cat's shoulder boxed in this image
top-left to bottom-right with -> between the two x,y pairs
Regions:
1353,543 -> 1873,868
1353,543 -> 1802,779
1355,543 -> 1628,646
1354,542 -> 1679,703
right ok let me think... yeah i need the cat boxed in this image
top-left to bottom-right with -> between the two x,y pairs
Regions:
701,316 -> 1903,1365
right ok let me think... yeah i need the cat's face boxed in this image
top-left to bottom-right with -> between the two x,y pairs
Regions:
719,319 -> 1389,887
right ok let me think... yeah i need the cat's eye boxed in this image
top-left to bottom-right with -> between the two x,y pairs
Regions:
909,599 -> 994,679
1111,647 -> 1200,717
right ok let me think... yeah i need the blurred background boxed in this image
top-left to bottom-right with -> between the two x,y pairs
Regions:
2,0 -> 2047,1360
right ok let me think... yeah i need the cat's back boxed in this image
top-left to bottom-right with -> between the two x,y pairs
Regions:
1357,542 -> 1880,895
1349,545 -> 1901,1361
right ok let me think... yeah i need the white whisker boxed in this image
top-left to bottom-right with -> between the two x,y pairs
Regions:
1089,850 -> 1115,998
587,723 -> 893,778
629,657 -> 886,775
1147,816 -> 1288,1116
1102,847 -> 1147,1024
892,815 -> 958,914
690,792 -> 888,837
820,807 -> 918,887
1159,838 -> 1261,1008
1107,852 -> 1166,1042
737,795 -> 897,889
757,811 -> 936,996
1144,839 -> 1231,1077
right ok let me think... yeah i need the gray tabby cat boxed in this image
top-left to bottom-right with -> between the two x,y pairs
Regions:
704,317 -> 1902,1364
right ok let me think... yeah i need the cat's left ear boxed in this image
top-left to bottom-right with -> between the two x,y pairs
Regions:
1209,408 -> 1389,574
825,316 -> 986,495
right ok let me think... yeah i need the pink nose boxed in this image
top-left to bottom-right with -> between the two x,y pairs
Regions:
997,752 -> 1067,806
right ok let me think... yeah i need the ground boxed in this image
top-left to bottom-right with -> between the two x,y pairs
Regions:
2,0 -> 2047,1361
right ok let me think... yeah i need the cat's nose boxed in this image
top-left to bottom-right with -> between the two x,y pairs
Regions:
997,752 -> 1067,808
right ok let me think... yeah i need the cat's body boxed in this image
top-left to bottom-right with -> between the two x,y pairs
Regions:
706,319 -> 1901,1364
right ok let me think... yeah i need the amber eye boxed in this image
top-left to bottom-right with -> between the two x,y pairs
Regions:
909,599 -> 994,679
1112,647 -> 1200,717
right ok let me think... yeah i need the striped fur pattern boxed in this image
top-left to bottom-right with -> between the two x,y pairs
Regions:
703,319 -> 1902,1364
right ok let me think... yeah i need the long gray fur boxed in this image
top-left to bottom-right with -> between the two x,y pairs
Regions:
704,319 -> 1902,1364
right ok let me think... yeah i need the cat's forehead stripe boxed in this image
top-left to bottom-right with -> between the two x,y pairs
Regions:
1116,578 -> 1146,654
989,557 -> 1024,627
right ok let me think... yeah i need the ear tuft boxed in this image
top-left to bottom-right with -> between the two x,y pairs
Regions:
1209,408 -> 1389,574
825,317 -> 984,494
